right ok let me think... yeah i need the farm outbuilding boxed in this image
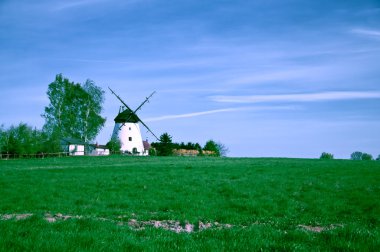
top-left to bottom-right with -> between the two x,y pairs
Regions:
89,144 -> 110,156
60,138 -> 86,156
142,140 -> 151,156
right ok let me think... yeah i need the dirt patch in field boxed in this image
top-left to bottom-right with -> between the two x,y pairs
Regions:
0,213 -> 33,221
298,224 -> 344,233
126,219 -> 234,233
0,213 -> 344,234
0,213 -> 236,233
44,213 -> 82,223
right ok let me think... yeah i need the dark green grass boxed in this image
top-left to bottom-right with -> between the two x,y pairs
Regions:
1,156 -> 379,251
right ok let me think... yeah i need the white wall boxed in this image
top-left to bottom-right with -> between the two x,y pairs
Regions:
112,122 -> 147,155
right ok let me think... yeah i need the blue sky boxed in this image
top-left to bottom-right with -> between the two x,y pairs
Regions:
1,0 -> 379,158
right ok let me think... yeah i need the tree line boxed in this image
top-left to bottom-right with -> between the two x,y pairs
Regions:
0,123 -> 61,156
320,151 -> 380,161
150,133 -> 228,157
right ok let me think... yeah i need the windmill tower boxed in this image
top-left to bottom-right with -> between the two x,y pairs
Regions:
109,87 -> 159,155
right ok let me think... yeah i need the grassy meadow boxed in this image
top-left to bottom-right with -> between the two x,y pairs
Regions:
0,156 -> 379,251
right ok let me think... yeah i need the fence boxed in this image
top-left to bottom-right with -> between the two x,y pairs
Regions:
0,150 -> 132,160
0,152 -> 71,160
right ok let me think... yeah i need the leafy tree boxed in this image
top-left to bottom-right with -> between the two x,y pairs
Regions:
320,152 -> 334,160
148,148 -> 157,156
42,74 -> 106,143
351,151 -> 363,160
203,140 -> 220,157
160,133 -> 172,144
351,151 -> 373,161
194,143 -> 203,156
216,141 -> 229,157
179,142 -> 186,149
106,138 -> 121,154
42,130 -> 62,154
151,132 -> 173,156
0,124 -> 8,154
6,123 -> 35,155
159,132 -> 173,156
361,153 -> 373,161
203,140 -> 229,157
81,80 -> 106,143
376,154 -> 380,161
0,123 -> 58,156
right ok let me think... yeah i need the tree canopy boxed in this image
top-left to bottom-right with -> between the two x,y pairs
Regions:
350,151 -> 374,161
0,123 -> 61,156
203,140 -> 229,157
152,132 -> 173,156
42,74 -> 106,142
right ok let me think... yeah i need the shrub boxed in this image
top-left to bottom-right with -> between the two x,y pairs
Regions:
351,151 -> 374,161
106,138 -> 121,153
320,152 -> 334,159
151,133 -> 174,156
351,151 -> 363,160
203,140 -> 220,157
148,148 -> 157,156
361,153 -> 373,161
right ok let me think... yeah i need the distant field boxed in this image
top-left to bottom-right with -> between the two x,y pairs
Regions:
1,156 -> 379,251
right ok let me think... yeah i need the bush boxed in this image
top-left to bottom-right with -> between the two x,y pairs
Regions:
351,151 -> 373,161
151,133 -> 174,156
148,148 -> 157,156
376,155 -> 380,161
0,123 -> 55,156
320,152 -> 334,159
361,153 -> 373,161
106,138 -> 121,153
351,151 -> 363,160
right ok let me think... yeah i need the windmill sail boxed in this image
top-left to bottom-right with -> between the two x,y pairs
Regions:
109,87 -> 159,155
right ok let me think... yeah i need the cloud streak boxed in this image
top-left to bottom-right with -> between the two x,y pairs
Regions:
351,28 -> 380,39
211,91 -> 380,103
144,106 -> 294,122
53,0 -> 109,11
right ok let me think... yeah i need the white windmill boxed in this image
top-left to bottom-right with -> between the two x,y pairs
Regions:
109,87 -> 159,155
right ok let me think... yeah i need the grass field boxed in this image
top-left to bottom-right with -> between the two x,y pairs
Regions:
1,156 -> 379,251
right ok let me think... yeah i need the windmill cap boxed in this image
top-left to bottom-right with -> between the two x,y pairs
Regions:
114,109 -> 140,123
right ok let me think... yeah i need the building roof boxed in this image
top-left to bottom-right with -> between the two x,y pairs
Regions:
60,138 -> 86,145
143,140 -> 151,150
89,143 -> 108,149
114,109 -> 140,123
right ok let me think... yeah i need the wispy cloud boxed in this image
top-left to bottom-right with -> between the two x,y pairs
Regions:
144,106 -> 295,122
211,91 -> 380,103
351,28 -> 380,39
53,0 -> 108,11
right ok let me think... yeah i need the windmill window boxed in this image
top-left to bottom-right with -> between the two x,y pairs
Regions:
129,137 -> 132,141
129,127 -> 131,130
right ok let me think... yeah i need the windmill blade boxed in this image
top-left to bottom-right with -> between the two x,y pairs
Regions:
123,91 -> 156,123
108,87 -> 134,112
118,123 -> 126,130
133,91 -> 156,114
139,118 -> 159,141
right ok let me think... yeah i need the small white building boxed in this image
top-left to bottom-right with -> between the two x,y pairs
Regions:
89,144 -> 110,156
60,138 -> 85,156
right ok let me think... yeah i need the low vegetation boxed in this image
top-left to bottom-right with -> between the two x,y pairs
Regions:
151,133 -> 228,157
319,152 -> 334,160
351,151 -> 374,161
1,156 -> 379,250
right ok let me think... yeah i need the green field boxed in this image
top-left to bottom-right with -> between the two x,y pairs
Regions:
1,156 -> 379,251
